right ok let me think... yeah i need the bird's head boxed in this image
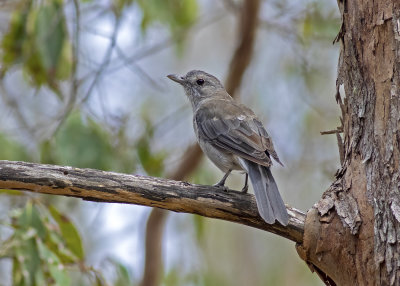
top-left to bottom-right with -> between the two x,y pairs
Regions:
167,70 -> 226,108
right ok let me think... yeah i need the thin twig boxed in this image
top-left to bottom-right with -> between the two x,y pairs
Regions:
320,127 -> 343,135
114,45 -> 164,90
0,80 -> 36,142
106,12 -> 227,74
80,14 -> 122,104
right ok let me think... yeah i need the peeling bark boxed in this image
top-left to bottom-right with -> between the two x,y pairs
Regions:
298,0 -> 400,285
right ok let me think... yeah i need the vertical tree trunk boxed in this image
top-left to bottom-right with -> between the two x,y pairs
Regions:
297,0 -> 400,285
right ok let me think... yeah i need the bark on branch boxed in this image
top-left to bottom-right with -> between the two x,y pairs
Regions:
0,160 -> 304,243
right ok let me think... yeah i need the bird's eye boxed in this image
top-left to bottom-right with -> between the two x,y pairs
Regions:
196,79 -> 205,86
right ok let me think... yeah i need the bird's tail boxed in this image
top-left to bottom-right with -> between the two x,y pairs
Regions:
242,160 -> 289,226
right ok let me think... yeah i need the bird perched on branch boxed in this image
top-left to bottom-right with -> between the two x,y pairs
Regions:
167,70 -> 288,226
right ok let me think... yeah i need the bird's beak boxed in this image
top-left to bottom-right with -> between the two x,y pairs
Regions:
167,74 -> 185,85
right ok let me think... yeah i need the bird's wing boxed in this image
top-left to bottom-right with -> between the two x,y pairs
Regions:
195,100 -> 282,167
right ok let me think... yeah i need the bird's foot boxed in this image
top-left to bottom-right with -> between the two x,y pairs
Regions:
213,183 -> 229,192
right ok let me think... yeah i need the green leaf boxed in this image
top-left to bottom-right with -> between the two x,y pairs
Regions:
136,112 -> 166,176
49,205 -> 84,260
34,267 -> 46,286
109,259 -> 133,286
5,202 -> 86,285
48,260 -> 71,286
46,230 -> 79,264
18,202 -> 46,239
37,239 -> 71,286
9,203 -> 47,285
300,3 -> 340,44
1,0 -> 72,94
137,136 -> 165,177
34,0 -> 72,83
12,257 -> 24,286
40,139 -> 57,165
35,1 -> 65,71
0,189 -> 24,196
1,2 -> 30,68
137,0 -> 198,39
41,113 -> 114,169
55,39 -> 72,80
192,215 -> 205,242
13,232 -> 41,286
41,112 -> 136,173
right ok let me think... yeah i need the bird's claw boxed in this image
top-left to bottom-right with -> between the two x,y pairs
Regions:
213,183 -> 229,192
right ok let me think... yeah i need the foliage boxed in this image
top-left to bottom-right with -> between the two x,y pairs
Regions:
1,0 -> 197,95
0,199 -> 137,286
136,114 -> 166,177
40,112 -> 136,173
137,0 -> 198,35
109,258 -> 134,286
0,200 -> 83,285
1,0 -> 72,96
113,0 -> 198,36
300,2 -> 340,44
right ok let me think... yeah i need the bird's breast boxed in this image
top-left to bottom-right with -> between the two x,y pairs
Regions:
193,120 -> 243,172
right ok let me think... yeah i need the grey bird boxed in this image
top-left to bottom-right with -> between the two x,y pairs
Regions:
167,70 -> 289,226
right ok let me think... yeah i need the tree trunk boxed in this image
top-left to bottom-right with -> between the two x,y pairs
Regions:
296,0 -> 400,285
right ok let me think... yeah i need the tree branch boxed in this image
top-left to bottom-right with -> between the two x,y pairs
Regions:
0,160 -> 305,243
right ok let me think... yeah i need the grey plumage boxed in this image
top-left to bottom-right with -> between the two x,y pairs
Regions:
241,160 -> 288,225
167,70 -> 289,226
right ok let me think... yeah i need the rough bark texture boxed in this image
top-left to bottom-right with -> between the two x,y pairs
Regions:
0,160 -> 305,242
296,0 -> 400,285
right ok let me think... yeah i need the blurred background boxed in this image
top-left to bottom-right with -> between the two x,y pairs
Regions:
0,0 -> 341,285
